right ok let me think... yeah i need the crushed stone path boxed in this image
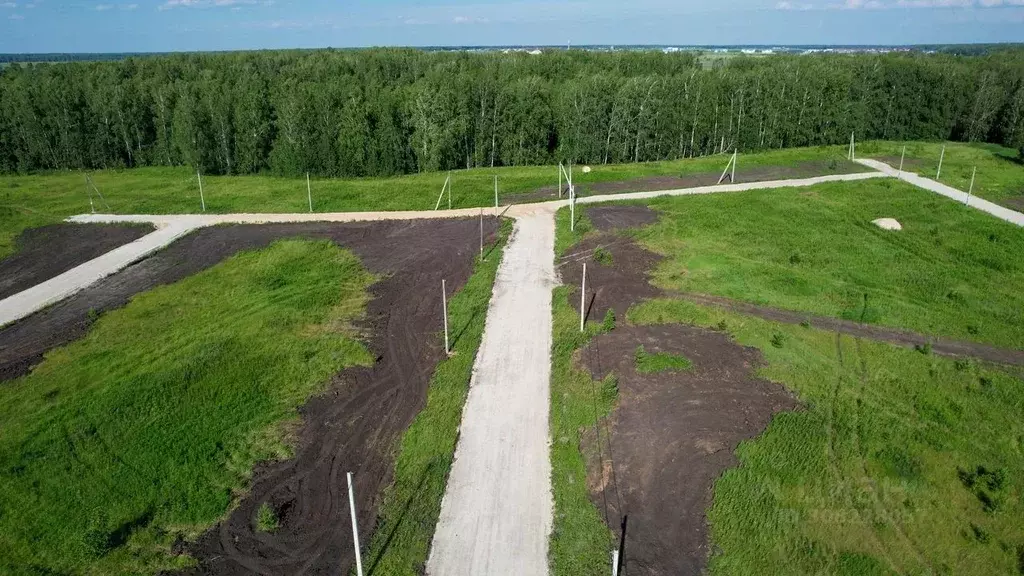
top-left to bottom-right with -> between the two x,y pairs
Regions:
426,211 -> 556,575
856,158 -> 1024,227
2,170 -> 890,327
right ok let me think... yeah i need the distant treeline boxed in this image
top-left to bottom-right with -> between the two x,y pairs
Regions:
0,48 -> 1022,176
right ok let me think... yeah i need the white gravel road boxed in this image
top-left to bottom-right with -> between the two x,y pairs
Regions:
426,212 -> 556,576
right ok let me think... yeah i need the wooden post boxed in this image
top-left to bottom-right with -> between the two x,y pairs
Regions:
731,148 -> 737,183
442,279 -> 449,354
306,172 -> 312,213
346,472 -> 364,576
936,145 -> 945,180
898,146 -> 906,178
85,175 -> 96,213
966,166 -> 976,205
580,262 -> 586,332
848,132 -> 855,161
197,170 -> 206,212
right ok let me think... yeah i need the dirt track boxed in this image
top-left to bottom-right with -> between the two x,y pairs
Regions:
508,160 -> 870,204
0,218 -> 498,575
0,223 -> 152,300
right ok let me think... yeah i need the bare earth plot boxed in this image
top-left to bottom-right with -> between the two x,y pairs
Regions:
1,218 -> 497,575
0,223 -> 152,300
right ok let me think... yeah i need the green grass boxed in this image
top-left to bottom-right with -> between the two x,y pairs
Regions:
255,503 -> 279,534
548,285 -> 619,576
634,345 -> 692,373
0,239 -> 376,574
362,219 -> 511,575
859,140 -> 1024,205
629,298 -> 1024,576
0,144 -> 855,259
636,178 -> 1024,349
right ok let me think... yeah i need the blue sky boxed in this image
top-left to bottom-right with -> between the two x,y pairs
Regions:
1,0 -> 1023,53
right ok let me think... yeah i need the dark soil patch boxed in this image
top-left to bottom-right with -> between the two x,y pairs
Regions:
678,292 -> 1024,368
580,324 -> 798,576
558,236 -> 663,322
507,160 -> 870,205
1000,196 -> 1024,213
587,205 -> 659,232
561,230 -> 1023,574
0,223 -> 153,300
0,218 -> 499,575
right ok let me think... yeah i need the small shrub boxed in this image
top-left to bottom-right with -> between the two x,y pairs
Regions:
593,247 -> 613,266
828,158 -> 838,171
788,252 -> 802,265
988,233 -> 999,243
958,465 -> 1009,514
771,332 -> 786,348
799,319 -> 811,328
256,502 -> 280,533
971,523 -> 991,544
954,359 -> 971,371
87,308 -> 100,322
967,324 -> 980,335
601,309 -> 616,332
979,376 -> 993,388
716,320 -> 728,331
915,342 -> 932,355
946,290 -> 966,304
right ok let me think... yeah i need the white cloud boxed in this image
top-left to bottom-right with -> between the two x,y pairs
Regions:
95,3 -> 113,10
9,11 -> 23,18
453,15 -> 488,23
0,2 -> 17,7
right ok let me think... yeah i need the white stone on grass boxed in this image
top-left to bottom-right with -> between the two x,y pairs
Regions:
872,218 -> 902,231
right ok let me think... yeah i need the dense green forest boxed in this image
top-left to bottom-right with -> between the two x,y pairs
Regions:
1,48 -> 1022,177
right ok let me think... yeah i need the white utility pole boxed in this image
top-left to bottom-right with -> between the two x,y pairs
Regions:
479,208 -> 484,262
966,166 -> 976,205
197,171 -> 206,212
936,145 -> 945,180
306,172 -> 312,212
580,263 -> 587,332
898,146 -> 906,178
346,473 -> 364,576
442,279 -> 450,354
448,171 -> 452,210
494,175 -> 499,215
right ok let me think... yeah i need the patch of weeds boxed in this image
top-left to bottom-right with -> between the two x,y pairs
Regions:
82,510 -> 111,558
800,319 -> 811,328
716,320 -> 728,331
1016,544 -> 1024,574
946,290 -> 967,305
988,233 -> 999,242
967,324 -> 980,336
256,502 -> 279,533
915,342 -> 932,355
601,309 -> 616,332
979,376 -> 993,388
954,359 -> 972,371
600,374 -> 619,403
770,332 -> 786,348
958,465 -> 1009,513
877,447 -> 922,482
827,158 -> 839,171
86,308 -> 100,322
970,523 -> 991,544
593,247 -> 613,266
788,252 -> 802,265
634,345 -> 692,374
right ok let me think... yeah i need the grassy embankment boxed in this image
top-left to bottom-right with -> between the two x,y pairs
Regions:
549,177 -> 1024,574
860,140 -> 1024,205
0,222 -> 509,575
0,144 -> 857,258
